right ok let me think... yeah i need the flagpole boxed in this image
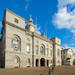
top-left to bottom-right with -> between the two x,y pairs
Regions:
45,24 -> 47,37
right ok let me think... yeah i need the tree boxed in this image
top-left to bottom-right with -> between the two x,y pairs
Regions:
73,60 -> 75,65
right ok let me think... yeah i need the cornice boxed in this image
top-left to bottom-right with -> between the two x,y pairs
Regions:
6,21 -> 33,36
5,21 -> 53,44
6,21 -> 26,32
33,33 -> 53,43
53,42 -> 61,46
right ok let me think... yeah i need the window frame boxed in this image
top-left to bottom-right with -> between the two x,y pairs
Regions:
14,18 -> 19,23
40,44 -> 45,55
12,36 -> 21,51
35,45 -> 39,54
26,44 -> 30,53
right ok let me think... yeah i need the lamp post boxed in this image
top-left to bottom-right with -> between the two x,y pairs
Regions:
48,64 -> 51,75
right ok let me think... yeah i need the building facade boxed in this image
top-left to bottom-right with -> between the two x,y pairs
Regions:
0,9 -> 61,68
61,48 -> 74,65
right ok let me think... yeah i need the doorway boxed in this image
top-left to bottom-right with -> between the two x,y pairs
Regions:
36,59 -> 39,67
40,58 -> 45,66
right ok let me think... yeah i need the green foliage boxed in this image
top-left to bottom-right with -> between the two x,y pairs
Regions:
73,60 -> 75,65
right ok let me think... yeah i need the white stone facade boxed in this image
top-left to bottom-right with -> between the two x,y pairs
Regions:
0,9 -> 61,68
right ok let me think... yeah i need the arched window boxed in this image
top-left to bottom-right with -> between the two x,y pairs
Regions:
14,56 -> 20,68
50,49 -> 52,56
26,44 -> 30,53
47,48 -> 49,56
14,56 -> 20,64
40,44 -> 45,55
35,46 -> 39,54
12,35 -> 21,50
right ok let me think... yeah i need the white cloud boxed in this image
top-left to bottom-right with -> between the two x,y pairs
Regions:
0,21 -> 2,36
62,44 -> 70,48
53,0 -> 75,49
53,7 -> 75,29
71,29 -> 75,33
62,44 -> 75,51
0,21 -> 2,28
53,0 -> 75,36
58,0 -> 75,8
25,0 -> 31,11
71,43 -> 75,46
25,4 -> 29,11
71,29 -> 75,36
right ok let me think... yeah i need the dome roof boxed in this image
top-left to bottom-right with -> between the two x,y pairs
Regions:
28,18 -> 33,22
28,14 -> 33,22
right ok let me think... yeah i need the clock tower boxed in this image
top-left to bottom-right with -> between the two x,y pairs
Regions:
27,15 -> 36,32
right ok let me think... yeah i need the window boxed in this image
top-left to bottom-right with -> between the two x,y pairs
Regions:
64,56 -> 65,59
40,44 -> 45,55
14,18 -> 19,23
27,38 -> 30,42
58,40 -> 59,43
64,51 -> 65,54
47,48 -> 49,56
50,49 -> 52,56
26,44 -> 30,53
47,44 -> 48,47
35,46 -> 39,54
14,56 -> 20,64
12,36 -> 21,50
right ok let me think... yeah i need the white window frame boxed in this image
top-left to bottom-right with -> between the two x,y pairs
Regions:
26,44 -> 30,53
12,37 -> 21,51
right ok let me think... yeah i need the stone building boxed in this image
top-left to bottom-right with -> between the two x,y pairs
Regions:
61,48 -> 74,65
0,9 -> 61,68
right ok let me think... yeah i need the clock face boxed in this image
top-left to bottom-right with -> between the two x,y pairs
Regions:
31,26 -> 35,32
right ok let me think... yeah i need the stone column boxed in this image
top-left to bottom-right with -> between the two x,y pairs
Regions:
45,59 -> 47,67
39,59 -> 40,67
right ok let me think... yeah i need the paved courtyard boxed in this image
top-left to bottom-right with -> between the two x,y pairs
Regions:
0,66 -> 75,75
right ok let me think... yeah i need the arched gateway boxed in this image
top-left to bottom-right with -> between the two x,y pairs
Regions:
40,58 -> 45,66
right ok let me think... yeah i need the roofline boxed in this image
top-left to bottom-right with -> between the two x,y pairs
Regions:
5,8 -> 25,21
51,37 -> 61,40
62,48 -> 73,51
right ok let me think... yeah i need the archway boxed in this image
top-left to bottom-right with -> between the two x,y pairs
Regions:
40,58 -> 45,66
36,59 -> 39,67
66,58 -> 70,65
40,44 -> 45,55
14,56 -> 20,68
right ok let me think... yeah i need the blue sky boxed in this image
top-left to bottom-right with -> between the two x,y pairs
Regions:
0,0 -> 75,50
